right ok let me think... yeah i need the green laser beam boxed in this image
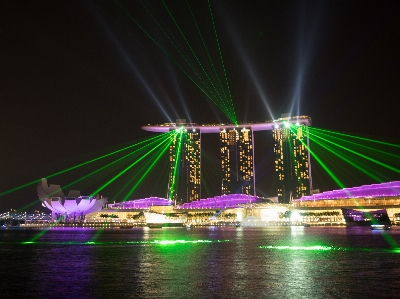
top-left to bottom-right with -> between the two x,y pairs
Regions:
123,134 -> 172,201
162,0 -> 234,120
208,0 -> 237,124
46,133 -> 170,197
0,134 -> 165,197
13,134 -> 172,212
310,128 -> 400,160
90,228 -> 105,243
290,126 -> 345,189
27,219 -> 62,243
311,127 -> 400,148
169,130 -> 184,200
119,133 -> 171,201
309,133 -> 383,182
143,0 -> 232,117
311,130 -> 400,163
88,133 -> 172,201
309,131 -> 400,175
186,0 -> 229,103
90,136 -> 171,196
115,0 -> 237,123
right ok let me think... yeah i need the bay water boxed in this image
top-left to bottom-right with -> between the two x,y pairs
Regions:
1,226 -> 400,298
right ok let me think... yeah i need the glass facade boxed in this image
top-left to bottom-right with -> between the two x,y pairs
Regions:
220,128 -> 254,195
145,116 -> 312,204
168,130 -> 201,204
273,123 -> 311,203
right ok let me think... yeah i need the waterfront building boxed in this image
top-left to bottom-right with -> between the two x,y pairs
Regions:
82,181 -> 400,228
38,178 -> 107,221
168,123 -> 201,204
220,127 -> 254,195
273,116 -> 311,203
142,116 -> 311,202
291,181 -> 400,225
108,197 -> 174,209
292,181 -> 400,207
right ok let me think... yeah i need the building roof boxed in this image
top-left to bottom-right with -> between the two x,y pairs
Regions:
142,116 -> 311,133
295,181 -> 400,201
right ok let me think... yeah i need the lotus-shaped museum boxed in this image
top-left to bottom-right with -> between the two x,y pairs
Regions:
38,178 -> 107,220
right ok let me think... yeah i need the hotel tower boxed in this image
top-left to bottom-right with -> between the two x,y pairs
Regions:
220,128 -> 254,195
272,116 -> 311,203
168,122 -> 201,204
142,115 -> 312,204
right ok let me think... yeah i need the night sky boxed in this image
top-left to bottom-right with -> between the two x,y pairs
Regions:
1,0 -> 400,212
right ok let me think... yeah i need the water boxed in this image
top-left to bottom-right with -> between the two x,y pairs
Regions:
1,226 -> 400,299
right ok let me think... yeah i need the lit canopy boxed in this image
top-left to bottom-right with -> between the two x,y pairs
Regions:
295,181 -> 400,201
142,116 -> 312,133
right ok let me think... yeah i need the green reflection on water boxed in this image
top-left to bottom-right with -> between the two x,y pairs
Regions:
15,239 -> 230,246
260,245 -> 400,253
260,245 -> 334,251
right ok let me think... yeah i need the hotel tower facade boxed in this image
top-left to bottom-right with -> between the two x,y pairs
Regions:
142,115 -> 312,204
220,128 -> 254,195
272,117 -> 311,203
168,126 -> 201,204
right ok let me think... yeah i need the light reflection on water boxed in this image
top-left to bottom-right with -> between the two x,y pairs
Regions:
1,226 -> 400,298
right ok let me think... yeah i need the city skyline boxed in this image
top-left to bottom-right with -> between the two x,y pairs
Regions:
1,1 -> 400,211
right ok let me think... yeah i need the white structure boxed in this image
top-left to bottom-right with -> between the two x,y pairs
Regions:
38,178 -> 107,221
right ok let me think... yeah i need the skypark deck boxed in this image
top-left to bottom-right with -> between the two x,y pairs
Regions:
142,116 -> 311,133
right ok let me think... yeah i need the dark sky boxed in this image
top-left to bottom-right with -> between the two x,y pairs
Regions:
1,0 -> 400,212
